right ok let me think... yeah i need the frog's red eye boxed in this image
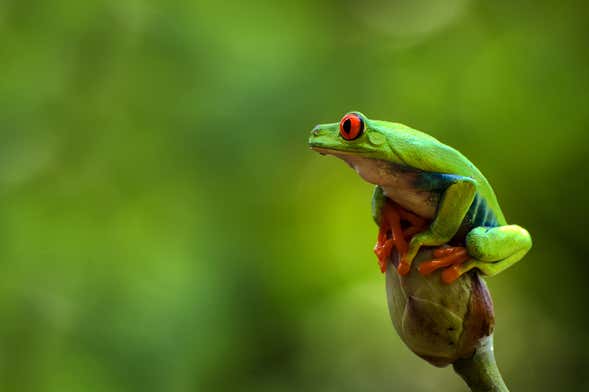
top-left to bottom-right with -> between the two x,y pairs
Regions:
339,113 -> 364,141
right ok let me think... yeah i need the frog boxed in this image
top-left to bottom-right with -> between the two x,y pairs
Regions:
308,112 -> 532,284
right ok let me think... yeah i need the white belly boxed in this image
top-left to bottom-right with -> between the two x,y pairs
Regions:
339,154 -> 439,219
381,185 -> 437,219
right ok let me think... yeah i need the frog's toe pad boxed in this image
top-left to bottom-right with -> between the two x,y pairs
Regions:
418,247 -> 469,277
441,265 -> 462,284
397,261 -> 411,276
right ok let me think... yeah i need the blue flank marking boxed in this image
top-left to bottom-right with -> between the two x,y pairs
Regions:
414,171 -> 464,192
464,193 -> 498,229
413,171 -> 499,232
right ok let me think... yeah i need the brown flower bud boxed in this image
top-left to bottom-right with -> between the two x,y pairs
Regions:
385,248 -> 495,367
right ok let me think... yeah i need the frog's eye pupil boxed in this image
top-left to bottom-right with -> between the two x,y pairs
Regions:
343,119 -> 351,134
339,113 -> 364,140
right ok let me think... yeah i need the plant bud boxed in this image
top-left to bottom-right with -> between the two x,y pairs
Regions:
385,248 -> 495,367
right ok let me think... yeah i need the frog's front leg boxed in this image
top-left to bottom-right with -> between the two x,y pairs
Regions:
372,186 -> 429,273
400,177 -> 476,275
441,225 -> 532,283
372,186 -> 405,272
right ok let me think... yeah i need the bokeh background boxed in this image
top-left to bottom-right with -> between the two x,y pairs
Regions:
1,0 -> 588,391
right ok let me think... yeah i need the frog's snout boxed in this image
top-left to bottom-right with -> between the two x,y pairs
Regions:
309,125 -> 326,152
309,122 -> 339,151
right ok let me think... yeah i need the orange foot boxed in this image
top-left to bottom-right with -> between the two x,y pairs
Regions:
374,201 -> 429,274
417,246 -> 470,284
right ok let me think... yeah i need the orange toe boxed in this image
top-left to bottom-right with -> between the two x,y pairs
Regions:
374,239 -> 393,272
441,265 -> 462,284
397,261 -> 411,275
418,249 -> 469,276
418,260 -> 445,275
433,246 -> 466,258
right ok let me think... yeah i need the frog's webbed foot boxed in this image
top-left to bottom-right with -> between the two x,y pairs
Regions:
374,201 -> 429,275
374,202 -> 406,273
418,246 -> 470,283
419,224 -> 533,284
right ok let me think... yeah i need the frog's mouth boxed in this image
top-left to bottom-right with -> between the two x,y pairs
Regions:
311,146 -> 372,171
310,146 -> 371,157
311,146 -> 393,186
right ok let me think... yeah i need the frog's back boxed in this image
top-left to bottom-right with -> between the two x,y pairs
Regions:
383,122 -> 507,226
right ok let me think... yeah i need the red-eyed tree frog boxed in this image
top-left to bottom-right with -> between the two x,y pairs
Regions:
309,112 -> 532,283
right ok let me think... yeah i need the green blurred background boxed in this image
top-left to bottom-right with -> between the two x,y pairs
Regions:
1,0 -> 588,391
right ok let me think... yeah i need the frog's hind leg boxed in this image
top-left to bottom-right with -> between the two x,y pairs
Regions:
442,225 -> 532,283
417,246 -> 470,276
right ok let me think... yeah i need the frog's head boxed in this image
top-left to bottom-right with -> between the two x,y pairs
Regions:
309,112 -> 386,157
308,112 -> 403,185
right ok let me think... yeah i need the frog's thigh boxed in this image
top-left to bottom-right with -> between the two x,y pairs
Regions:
463,225 -> 532,277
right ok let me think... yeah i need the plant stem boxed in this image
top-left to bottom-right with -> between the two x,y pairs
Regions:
452,335 -> 508,392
